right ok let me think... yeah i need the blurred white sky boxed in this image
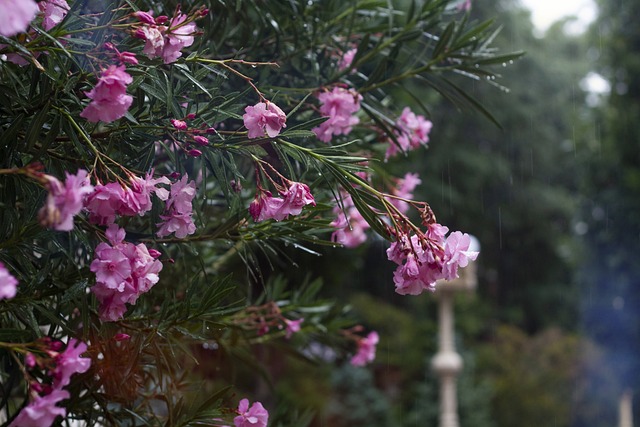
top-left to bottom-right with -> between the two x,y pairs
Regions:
520,0 -> 597,34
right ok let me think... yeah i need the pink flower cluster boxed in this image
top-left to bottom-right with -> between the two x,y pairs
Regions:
234,398 -> 269,427
330,192 -> 370,248
386,224 -> 478,295
156,175 -> 197,238
86,172 -> 170,226
90,225 -> 163,321
0,0 -> 39,37
250,182 -> 315,222
10,338 -> 91,427
350,331 -> 379,367
312,87 -> 362,143
385,107 -> 433,159
38,169 -> 94,231
134,10 -> 199,64
39,0 -> 69,31
0,262 -> 18,300
243,101 -> 287,139
80,65 -> 133,123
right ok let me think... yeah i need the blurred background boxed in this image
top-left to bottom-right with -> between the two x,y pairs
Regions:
261,0 -> 640,426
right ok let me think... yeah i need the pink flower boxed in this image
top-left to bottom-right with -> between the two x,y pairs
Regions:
0,262 -> 18,300
280,182 -> 316,216
157,212 -> 196,238
91,225 -> 163,321
350,331 -> 379,366
330,192 -> 369,248
388,172 -> 421,214
156,175 -> 197,238
249,190 -> 286,222
161,13 -> 198,64
312,87 -> 362,143
442,231 -> 478,280
338,48 -> 357,71
249,182 -> 315,222
38,169 -> 94,231
86,173 -> 170,225
386,224 -> 478,295
243,102 -> 287,139
234,399 -> 269,427
386,107 -> 432,159
458,0 -> 472,11
51,339 -> 91,389
80,65 -> 133,123
284,318 -> 304,339
171,119 -> 188,130
85,182 -> 125,225
138,12 -> 198,64
90,244 -> 132,291
39,0 -> 69,31
9,389 -> 69,427
0,0 -> 39,37
330,212 -> 369,248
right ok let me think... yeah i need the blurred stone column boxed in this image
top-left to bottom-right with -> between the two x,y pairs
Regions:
619,389 -> 633,427
431,237 -> 479,427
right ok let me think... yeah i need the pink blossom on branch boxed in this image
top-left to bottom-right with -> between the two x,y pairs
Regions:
385,107 -> 433,159
136,11 -> 199,64
39,0 -> 69,31
312,87 -> 362,143
157,175 -> 197,238
350,331 -> 379,367
51,339 -> 91,389
38,169 -> 94,231
330,193 -> 370,248
234,399 -> 269,427
250,182 -> 315,222
0,0 -> 39,37
90,225 -> 163,321
9,388 -> 69,427
338,48 -> 357,71
386,224 -> 478,296
243,101 -> 287,139
80,65 -> 133,123
0,262 -> 18,300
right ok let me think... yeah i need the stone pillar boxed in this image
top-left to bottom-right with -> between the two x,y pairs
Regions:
431,288 -> 463,427
431,240 -> 478,427
619,389 -> 633,427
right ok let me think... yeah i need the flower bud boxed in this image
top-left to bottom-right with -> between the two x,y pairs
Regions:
134,11 -> 156,25
171,119 -> 188,130
187,149 -> 202,157
193,135 -> 208,146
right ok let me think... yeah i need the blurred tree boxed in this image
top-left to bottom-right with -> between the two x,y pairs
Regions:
577,0 -> 640,424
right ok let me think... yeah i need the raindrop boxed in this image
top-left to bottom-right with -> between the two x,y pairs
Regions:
251,65 -> 257,68
502,63 -> 507,67
508,60 -> 514,64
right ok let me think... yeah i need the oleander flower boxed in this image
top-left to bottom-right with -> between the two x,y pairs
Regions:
243,101 -> 287,139
9,389 -> 69,427
80,65 -> 133,123
0,262 -> 18,300
0,0 -> 39,37
38,169 -> 94,231
312,87 -> 362,142
233,399 -> 269,427
350,331 -> 379,366
156,175 -> 197,238
51,339 -> 91,389
39,0 -> 69,31
90,225 -> 163,321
